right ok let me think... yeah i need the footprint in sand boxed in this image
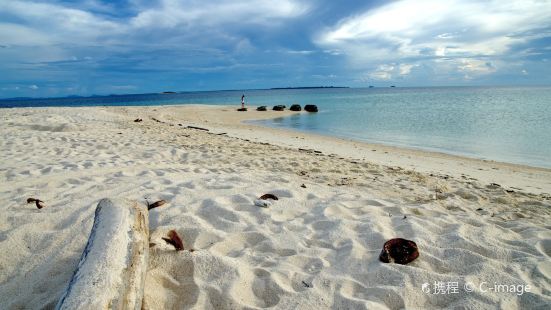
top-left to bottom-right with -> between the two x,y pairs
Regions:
286,255 -> 327,274
251,268 -> 283,307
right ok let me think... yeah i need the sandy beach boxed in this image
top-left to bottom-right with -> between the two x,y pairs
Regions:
1,105 -> 550,309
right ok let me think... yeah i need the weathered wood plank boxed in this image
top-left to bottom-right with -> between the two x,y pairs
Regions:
56,198 -> 149,310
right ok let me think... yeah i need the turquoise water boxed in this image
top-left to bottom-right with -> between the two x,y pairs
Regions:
2,86 -> 550,168
249,86 -> 551,168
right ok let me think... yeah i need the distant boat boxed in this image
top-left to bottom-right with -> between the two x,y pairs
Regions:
161,91 -> 177,94
369,85 -> 374,88
390,85 -> 396,88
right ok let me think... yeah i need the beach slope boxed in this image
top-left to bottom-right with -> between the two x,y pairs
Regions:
0,105 -> 550,309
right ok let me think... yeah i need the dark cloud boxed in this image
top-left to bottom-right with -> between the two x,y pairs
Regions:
1,0 -> 550,97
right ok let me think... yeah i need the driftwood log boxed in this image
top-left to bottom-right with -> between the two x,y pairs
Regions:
56,198 -> 149,310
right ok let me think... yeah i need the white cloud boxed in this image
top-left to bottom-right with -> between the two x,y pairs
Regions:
0,1 -> 121,46
0,0 -> 312,83
399,63 -> 417,75
285,50 -> 315,55
323,49 -> 343,56
369,71 -> 392,81
130,0 -> 310,29
0,0 -> 309,47
457,59 -> 496,75
367,63 -> 418,80
368,64 -> 394,80
316,0 -> 551,77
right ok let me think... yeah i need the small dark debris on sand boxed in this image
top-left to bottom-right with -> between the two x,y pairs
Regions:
134,118 -> 143,122
302,281 -> 311,288
301,184 -> 307,188
259,193 -> 278,200
27,198 -> 46,209
187,126 -> 209,131
162,230 -> 184,251
379,238 -> 419,264
147,199 -> 167,210
298,148 -> 322,154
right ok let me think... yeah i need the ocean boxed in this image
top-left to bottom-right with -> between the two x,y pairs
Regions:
2,86 -> 550,168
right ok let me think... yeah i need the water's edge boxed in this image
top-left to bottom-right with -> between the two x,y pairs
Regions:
245,117 -> 551,170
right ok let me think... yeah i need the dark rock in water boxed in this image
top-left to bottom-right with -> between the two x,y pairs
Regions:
304,105 -> 318,112
290,104 -> 302,111
256,106 -> 267,111
273,105 -> 286,111
379,238 -> 419,264
237,108 -> 247,111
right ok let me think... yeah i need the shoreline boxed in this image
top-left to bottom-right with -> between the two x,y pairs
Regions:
4,103 -> 550,171
4,104 -> 551,195
126,104 -> 551,195
247,118 -> 551,171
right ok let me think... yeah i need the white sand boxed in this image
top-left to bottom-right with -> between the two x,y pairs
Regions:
0,105 -> 550,309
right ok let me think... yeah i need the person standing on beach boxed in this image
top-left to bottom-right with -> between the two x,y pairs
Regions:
241,94 -> 245,109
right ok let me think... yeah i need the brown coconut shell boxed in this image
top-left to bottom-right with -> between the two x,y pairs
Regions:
162,230 -> 184,251
379,238 -> 419,264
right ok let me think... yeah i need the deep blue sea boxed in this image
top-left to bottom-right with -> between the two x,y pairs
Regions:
2,86 -> 550,168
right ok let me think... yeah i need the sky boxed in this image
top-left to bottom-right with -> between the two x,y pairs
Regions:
1,0 -> 551,98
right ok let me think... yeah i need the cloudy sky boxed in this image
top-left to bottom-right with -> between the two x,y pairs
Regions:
1,0 -> 550,97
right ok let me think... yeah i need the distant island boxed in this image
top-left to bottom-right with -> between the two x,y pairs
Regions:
270,86 -> 349,90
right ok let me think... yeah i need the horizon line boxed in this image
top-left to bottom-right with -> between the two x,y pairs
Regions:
1,84 -> 551,101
